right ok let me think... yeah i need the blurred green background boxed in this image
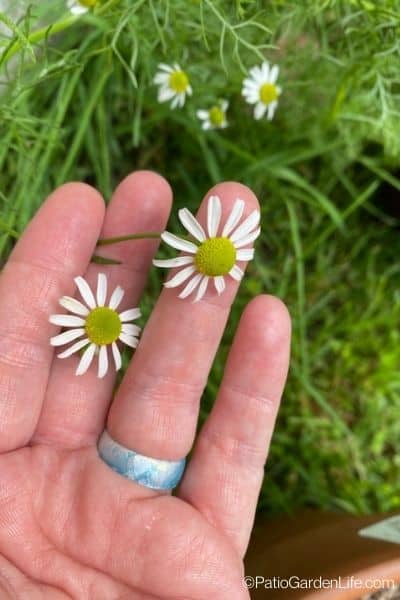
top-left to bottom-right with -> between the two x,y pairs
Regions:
1,0 -> 400,515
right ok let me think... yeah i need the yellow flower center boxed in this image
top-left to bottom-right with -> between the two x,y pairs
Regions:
169,70 -> 189,93
85,307 -> 121,346
259,83 -> 278,105
209,106 -> 225,127
78,0 -> 98,7
195,237 -> 236,276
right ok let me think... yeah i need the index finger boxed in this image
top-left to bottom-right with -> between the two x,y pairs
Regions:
0,183 -> 104,452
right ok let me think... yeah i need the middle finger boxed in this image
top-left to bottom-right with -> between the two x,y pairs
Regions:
107,182 -> 260,461
33,171 -> 172,448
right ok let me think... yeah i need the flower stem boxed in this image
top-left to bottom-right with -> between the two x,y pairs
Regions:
97,232 -> 161,246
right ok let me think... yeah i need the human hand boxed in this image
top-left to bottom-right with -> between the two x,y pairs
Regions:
0,172 -> 290,599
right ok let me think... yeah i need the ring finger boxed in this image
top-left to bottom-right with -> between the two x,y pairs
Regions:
106,182 -> 260,464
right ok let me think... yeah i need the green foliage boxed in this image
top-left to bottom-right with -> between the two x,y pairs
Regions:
1,0 -> 400,515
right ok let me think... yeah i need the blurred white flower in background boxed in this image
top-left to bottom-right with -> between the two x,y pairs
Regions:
197,99 -> 229,130
154,63 -> 193,109
242,61 -> 282,120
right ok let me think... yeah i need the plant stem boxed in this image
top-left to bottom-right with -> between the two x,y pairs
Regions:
2,15 -> 78,66
2,0 -> 121,67
97,232 -> 161,246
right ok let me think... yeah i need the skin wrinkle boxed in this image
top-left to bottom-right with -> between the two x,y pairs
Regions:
221,384 -> 276,413
33,378 -> 106,448
0,555 -> 70,599
0,375 -> 19,422
0,475 -> 70,598
199,423 -> 269,470
140,301 -> 223,350
0,560 -> 20,600
129,369 -> 206,409
105,495 -> 147,584
28,450 -> 135,600
0,338 -> 48,370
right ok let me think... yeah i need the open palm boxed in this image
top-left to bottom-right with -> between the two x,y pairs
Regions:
0,172 -> 290,599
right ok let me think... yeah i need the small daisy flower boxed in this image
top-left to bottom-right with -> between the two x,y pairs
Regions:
67,0 -> 97,15
242,62 -> 282,121
153,195 -> 260,302
197,100 -> 229,130
153,63 -> 192,109
49,273 -> 141,378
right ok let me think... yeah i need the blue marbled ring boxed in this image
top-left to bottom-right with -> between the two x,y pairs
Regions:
97,430 -> 186,491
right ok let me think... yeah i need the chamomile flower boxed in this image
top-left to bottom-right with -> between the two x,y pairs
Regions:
49,274 -> 141,378
242,62 -> 282,121
153,195 -> 260,302
67,0 -> 98,14
197,100 -> 229,130
154,63 -> 192,109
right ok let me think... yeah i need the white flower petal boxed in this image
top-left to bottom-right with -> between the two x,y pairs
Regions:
96,273 -> 107,307
202,121 -> 212,130
236,248 -> 255,261
59,296 -> 89,316
153,73 -> 170,84
230,210 -> 260,243
98,345 -> 109,379
178,208 -> 206,242
158,87 -> 175,103
193,276 -> 209,303
153,256 -> 194,269
57,338 -> 90,359
243,93 -> 259,105
242,85 -> 258,94
267,102 -> 278,121
170,94 -> 180,109
214,276 -> 226,295
242,81 -> 259,93
164,265 -> 197,288
67,0 -> 88,15
121,323 -> 141,337
221,99 -> 229,111
74,276 -> 96,309
119,308 -> 141,322
112,342 -> 122,371
261,62 -> 271,80
49,314 -> 86,327
249,65 -> 263,80
50,328 -> 85,347
161,232 -> 198,254
119,333 -> 138,348
254,102 -> 267,120
178,273 -> 203,299
76,343 -> 96,376
229,265 -> 244,281
207,195 -> 222,238
197,109 -> 209,120
269,64 -> 279,84
222,198 -> 245,237
109,285 -> 124,310
233,227 -> 261,248
158,63 -> 174,73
